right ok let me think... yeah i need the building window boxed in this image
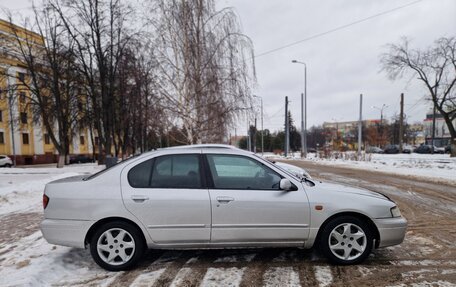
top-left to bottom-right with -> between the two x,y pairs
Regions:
95,136 -> 99,146
44,134 -> 50,145
22,133 -> 29,145
0,110 -> 3,122
20,112 -> 27,124
19,92 -> 26,103
18,72 -> 25,82
80,135 -> 85,145
0,132 -> 4,144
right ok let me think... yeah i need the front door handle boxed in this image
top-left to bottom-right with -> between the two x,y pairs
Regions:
131,195 -> 149,202
216,196 -> 234,204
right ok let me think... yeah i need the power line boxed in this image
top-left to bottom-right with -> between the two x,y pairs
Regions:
406,94 -> 429,114
255,0 -> 424,58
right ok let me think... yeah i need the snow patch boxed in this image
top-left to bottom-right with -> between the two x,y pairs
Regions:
0,231 -> 115,287
358,266 -> 373,277
263,267 -> 300,287
314,266 -> 333,287
170,267 -> 192,287
201,267 -> 245,287
388,281 -> 456,287
273,153 -> 456,184
130,268 -> 166,287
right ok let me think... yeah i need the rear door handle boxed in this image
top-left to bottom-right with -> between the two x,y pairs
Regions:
131,195 -> 149,202
216,196 -> 234,204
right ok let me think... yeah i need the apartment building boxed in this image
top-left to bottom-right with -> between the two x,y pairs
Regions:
0,19 -> 93,165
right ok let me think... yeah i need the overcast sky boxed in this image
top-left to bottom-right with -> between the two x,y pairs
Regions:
2,0 -> 455,135
216,0 -> 455,134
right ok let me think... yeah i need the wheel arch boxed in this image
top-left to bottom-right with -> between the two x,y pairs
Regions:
84,217 -> 147,248
314,211 -> 381,249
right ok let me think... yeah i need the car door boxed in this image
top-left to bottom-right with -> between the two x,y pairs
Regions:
204,153 -> 310,244
121,153 -> 211,245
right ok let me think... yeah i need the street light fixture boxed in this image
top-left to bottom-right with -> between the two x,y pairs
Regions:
371,104 -> 389,125
291,60 -> 307,158
253,95 -> 264,155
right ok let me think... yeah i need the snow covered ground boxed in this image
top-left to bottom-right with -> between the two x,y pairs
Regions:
265,152 -> 456,184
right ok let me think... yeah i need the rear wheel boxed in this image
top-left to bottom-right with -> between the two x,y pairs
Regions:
90,221 -> 145,271
320,216 -> 373,265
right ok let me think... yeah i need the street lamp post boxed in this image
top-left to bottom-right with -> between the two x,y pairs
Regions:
371,104 -> 388,147
371,104 -> 388,126
292,60 -> 307,158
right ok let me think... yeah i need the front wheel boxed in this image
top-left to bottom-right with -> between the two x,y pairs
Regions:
90,221 -> 145,271
319,216 -> 373,265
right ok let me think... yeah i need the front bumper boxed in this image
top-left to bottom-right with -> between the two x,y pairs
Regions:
374,217 -> 408,248
40,219 -> 94,248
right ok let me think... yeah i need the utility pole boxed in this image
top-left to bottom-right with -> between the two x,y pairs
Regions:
284,96 -> 289,157
358,94 -> 363,156
399,93 -> 404,153
291,60 -> 307,158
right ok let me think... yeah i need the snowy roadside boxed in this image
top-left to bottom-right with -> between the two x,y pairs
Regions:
0,231 -> 119,287
264,152 -> 456,185
0,164 -> 104,216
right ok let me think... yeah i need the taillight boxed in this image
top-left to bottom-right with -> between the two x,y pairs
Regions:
43,194 -> 49,209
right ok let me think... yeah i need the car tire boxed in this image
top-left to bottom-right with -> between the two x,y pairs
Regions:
319,216 -> 373,265
90,221 -> 145,271
5,163 -> 12,168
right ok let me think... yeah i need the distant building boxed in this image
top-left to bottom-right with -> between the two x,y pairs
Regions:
323,119 -> 383,136
423,108 -> 455,147
323,119 -> 383,150
0,19 -> 93,164
408,123 -> 425,145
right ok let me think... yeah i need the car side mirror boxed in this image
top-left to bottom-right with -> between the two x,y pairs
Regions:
279,178 -> 292,191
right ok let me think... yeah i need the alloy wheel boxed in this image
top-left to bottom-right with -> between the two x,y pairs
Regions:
328,223 -> 367,261
96,228 -> 136,266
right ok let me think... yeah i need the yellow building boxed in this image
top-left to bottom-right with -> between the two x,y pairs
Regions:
0,19 -> 93,165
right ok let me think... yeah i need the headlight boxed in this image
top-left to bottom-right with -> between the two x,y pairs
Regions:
390,206 -> 402,217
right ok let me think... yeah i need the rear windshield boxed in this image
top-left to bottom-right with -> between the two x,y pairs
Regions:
84,154 -> 142,180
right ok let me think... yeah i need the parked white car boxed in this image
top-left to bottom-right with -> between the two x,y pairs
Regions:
0,155 -> 13,167
41,144 -> 407,271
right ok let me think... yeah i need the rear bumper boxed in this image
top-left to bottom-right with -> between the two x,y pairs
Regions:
40,219 -> 94,248
374,217 -> 407,248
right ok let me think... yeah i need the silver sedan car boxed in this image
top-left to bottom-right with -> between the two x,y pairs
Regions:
40,144 -> 407,271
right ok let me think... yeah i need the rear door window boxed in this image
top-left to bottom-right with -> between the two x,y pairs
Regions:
151,154 -> 202,188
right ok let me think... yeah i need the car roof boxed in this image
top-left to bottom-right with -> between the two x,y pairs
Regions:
165,144 -> 239,150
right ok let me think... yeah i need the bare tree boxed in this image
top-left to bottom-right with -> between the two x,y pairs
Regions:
1,5 -> 81,167
151,0 -> 256,144
53,0 -> 136,161
381,37 -> 456,156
